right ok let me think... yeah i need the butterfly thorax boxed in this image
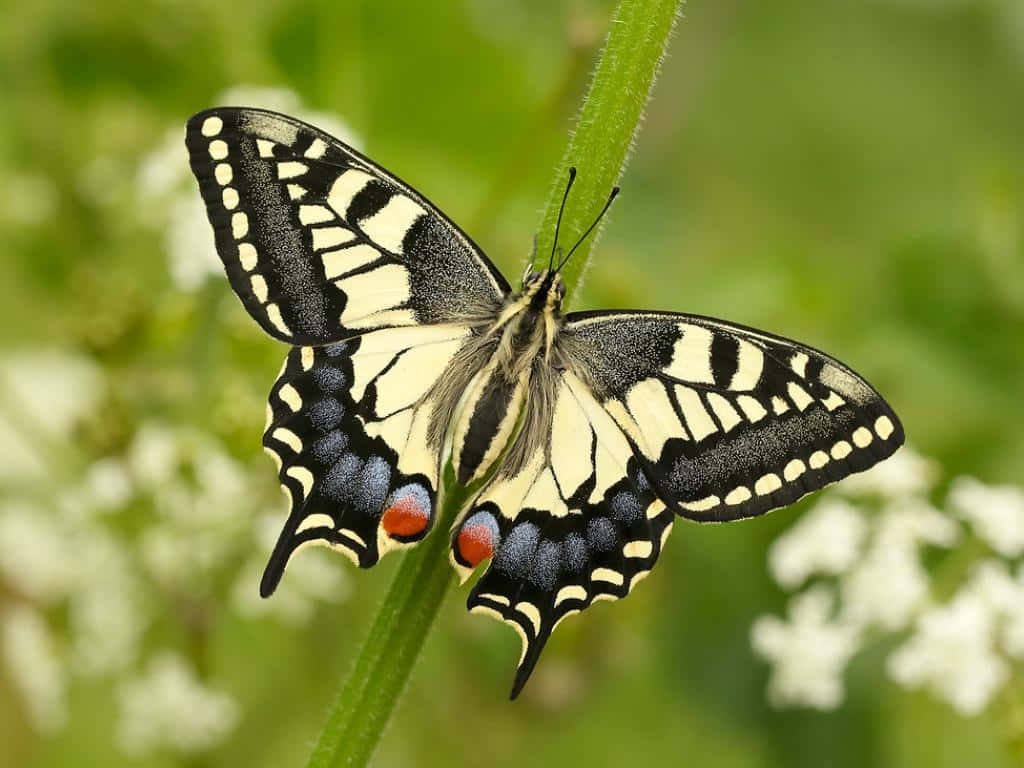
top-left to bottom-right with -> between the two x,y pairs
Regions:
450,271 -> 564,485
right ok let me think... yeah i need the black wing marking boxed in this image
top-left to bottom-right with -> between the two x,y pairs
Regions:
185,107 -> 509,344
261,324 -> 471,595
559,310 -> 905,521
449,370 -> 675,698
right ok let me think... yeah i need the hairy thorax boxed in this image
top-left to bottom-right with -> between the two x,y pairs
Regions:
449,271 -> 565,485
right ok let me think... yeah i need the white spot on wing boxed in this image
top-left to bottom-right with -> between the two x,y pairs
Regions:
784,459 -> 806,481
623,540 -> 653,559
297,513 -> 334,534
875,415 -> 895,440
201,116 -> 222,137
787,382 -> 814,411
285,466 -> 314,498
250,275 -> 268,303
707,393 -> 742,432
755,473 -> 782,496
305,138 -> 328,159
809,451 -> 829,469
278,383 -> 302,412
831,440 -> 852,460
730,340 -> 764,390
852,427 -> 873,448
822,391 -> 846,411
337,264 -> 412,325
725,486 -> 752,505
736,395 -> 767,422
214,163 -> 232,185
680,495 -> 719,513
256,139 -> 275,158
266,304 -> 291,336
790,352 -> 809,378
328,169 -> 374,219
222,187 -> 239,209
277,161 -> 307,179
231,212 -> 248,239
208,139 -> 228,160
515,602 -> 542,634
555,585 -> 587,607
667,325 -> 715,384
591,568 -> 624,586
360,194 -> 425,255
312,226 -> 355,251
271,427 -> 302,453
238,243 -> 257,271
299,205 -> 334,225
675,386 -> 717,441
321,243 -> 380,279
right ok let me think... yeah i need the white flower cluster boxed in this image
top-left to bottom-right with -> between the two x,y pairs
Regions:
751,446 -> 1024,716
0,348 -> 349,752
136,85 -> 362,292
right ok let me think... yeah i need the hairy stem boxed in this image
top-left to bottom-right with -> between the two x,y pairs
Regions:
305,2 -> 683,765
536,0 -> 682,305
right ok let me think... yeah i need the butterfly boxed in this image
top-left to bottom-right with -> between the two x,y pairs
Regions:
185,107 -> 904,698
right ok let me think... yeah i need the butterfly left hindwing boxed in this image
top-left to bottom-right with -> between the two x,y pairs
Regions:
261,323 -> 473,596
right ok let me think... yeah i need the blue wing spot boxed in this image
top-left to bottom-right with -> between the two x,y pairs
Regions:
309,397 -> 344,432
586,517 -> 617,553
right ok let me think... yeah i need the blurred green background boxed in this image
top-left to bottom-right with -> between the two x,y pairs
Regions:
2,0 -> 1023,766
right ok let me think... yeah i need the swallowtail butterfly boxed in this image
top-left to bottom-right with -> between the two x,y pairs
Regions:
186,108 -> 904,698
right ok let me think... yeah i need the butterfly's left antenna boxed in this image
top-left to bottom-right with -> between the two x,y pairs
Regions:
556,185 -> 620,272
548,166 -> 577,272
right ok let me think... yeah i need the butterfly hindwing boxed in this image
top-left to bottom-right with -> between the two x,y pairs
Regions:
261,324 -> 472,596
451,370 -> 675,698
559,310 -> 905,521
185,108 -> 509,344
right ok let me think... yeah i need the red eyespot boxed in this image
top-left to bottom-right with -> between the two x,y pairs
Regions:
381,497 -> 429,538
457,523 -> 494,567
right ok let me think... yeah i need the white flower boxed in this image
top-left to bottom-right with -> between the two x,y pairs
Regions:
767,498 -> 867,588
948,476 -> 1024,557
964,559 -> 1024,660
0,503 -> 79,602
128,422 -> 180,490
840,536 -> 927,632
887,590 -> 1007,716
751,586 -> 861,710
2,606 -> 67,731
836,446 -> 937,500
117,652 -> 239,755
0,350 -> 103,438
81,458 -> 134,510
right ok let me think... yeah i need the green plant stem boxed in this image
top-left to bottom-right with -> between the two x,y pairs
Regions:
537,0 -> 682,307
305,2 -> 683,766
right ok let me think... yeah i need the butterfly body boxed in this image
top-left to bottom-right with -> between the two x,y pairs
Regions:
186,107 -> 905,697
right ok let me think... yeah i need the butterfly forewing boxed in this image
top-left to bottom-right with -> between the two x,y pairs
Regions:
185,108 -> 509,344
559,310 -> 904,521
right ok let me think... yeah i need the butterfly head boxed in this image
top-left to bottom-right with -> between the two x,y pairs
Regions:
522,269 -> 566,311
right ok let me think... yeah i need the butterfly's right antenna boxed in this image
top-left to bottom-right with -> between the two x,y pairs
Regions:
548,166 -> 577,272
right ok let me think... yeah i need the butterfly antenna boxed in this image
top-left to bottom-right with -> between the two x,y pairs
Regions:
549,166 -> 577,272
557,185 -> 620,272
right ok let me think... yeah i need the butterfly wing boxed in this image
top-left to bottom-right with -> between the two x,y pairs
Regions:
450,368 -> 676,698
560,310 -> 904,520
261,323 -> 477,595
185,107 -> 509,343
451,310 -> 903,697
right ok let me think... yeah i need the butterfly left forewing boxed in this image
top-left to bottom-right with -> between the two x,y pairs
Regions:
185,108 -> 509,344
